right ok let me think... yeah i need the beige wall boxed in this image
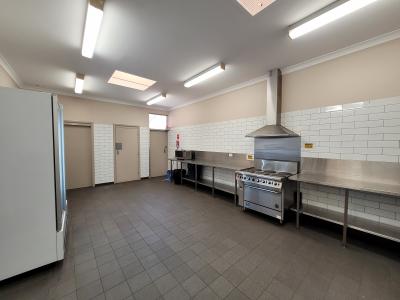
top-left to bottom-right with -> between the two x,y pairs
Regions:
282,38 -> 400,112
59,95 -> 166,127
0,64 -> 17,88
168,80 -> 267,127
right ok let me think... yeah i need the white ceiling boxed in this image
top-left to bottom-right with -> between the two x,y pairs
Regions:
0,0 -> 399,110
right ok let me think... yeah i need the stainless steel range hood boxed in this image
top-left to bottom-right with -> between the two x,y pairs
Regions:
246,124 -> 298,137
246,69 -> 299,138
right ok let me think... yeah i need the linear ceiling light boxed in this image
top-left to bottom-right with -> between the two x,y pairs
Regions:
147,93 -> 166,106
82,0 -> 105,58
74,73 -> 85,94
184,63 -> 225,88
236,0 -> 277,16
289,0 -> 379,40
108,70 -> 156,91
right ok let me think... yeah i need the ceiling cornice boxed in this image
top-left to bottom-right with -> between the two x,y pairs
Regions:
282,28 -> 400,75
23,84 -> 169,111
0,51 -> 23,87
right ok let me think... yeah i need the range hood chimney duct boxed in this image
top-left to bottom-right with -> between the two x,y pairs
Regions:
246,69 -> 298,138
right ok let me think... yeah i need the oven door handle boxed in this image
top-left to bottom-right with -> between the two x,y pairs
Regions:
245,185 -> 280,194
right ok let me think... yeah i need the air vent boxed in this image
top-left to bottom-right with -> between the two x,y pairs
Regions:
108,70 -> 156,91
237,0 -> 276,16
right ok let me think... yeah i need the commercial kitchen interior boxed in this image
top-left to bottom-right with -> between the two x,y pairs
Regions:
1,0 -> 400,299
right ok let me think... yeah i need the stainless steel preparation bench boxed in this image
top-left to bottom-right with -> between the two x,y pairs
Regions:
168,157 -> 248,203
290,158 -> 400,246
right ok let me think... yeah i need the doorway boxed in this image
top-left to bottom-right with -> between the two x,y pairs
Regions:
150,130 -> 168,177
114,125 -> 140,183
64,123 -> 93,189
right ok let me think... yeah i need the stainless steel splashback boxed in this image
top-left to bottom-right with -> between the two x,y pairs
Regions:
301,157 -> 400,186
255,159 -> 299,174
254,136 -> 301,162
194,151 -> 253,169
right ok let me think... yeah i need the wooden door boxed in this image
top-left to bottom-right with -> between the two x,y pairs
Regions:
150,131 -> 168,177
64,124 -> 93,189
115,125 -> 140,183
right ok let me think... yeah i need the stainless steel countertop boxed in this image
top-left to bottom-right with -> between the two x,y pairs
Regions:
289,172 -> 400,198
169,158 -> 250,171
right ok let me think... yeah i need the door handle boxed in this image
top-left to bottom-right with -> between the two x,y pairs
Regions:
164,146 -> 167,153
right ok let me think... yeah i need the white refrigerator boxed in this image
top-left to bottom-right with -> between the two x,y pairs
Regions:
0,87 -> 67,281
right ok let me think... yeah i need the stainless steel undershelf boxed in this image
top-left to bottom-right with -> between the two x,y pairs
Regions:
182,177 -> 196,183
291,204 -> 400,243
290,204 -> 344,226
197,178 -> 235,194
169,158 -> 239,202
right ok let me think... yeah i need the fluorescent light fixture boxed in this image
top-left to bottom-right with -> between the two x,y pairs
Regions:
108,70 -> 156,91
147,93 -> 166,106
74,73 -> 85,94
82,0 -> 105,58
236,0 -> 277,16
289,0 -> 379,40
184,63 -> 225,88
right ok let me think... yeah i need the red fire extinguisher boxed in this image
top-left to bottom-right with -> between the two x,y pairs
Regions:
176,134 -> 180,149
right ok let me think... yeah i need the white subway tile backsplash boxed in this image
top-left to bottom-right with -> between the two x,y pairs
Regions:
355,120 -> 384,128
342,101 -> 366,110
354,147 -> 382,155
355,134 -> 384,141
384,134 -> 400,140
369,112 -> 400,120
368,96 -> 400,106
368,140 -> 399,147
343,114 -> 368,123
386,103 -> 400,112
354,106 -> 384,115
342,128 -> 369,135
384,119 -> 400,126
140,127 -> 150,178
280,96 -> 400,163
382,147 -> 400,156
94,124 -> 114,184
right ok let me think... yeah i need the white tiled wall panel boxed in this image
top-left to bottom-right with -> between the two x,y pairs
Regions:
168,116 -> 266,186
281,96 -> 400,163
168,116 -> 266,158
140,127 -> 150,178
93,124 -> 114,184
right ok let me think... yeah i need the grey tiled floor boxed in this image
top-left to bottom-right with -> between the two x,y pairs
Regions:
1,178 -> 400,299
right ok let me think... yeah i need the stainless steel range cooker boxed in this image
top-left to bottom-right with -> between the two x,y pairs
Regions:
236,161 -> 298,223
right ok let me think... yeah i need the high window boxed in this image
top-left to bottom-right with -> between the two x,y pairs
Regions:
149,114 -> 167,130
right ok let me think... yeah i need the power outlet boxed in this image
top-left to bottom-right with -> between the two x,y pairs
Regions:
246,154 -> 254,161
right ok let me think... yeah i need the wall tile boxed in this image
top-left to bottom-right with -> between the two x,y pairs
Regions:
140,127 -> 150,178
94,124 -> 114,184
